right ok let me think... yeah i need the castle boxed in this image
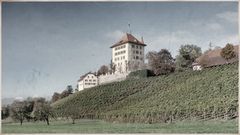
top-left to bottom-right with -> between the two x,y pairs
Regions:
77,33 -> 147,91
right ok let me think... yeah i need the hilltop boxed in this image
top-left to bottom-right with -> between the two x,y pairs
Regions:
52,63 -> 238,123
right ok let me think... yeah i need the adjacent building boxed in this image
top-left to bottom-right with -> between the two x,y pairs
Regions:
110,33 -> 147,73
77,72 -> 98,91
192,45 -> 239,70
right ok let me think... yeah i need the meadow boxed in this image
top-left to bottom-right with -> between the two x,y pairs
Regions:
2,119 -> 238,133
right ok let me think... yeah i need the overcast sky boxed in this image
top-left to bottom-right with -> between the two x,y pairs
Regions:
2,2 -> 238,99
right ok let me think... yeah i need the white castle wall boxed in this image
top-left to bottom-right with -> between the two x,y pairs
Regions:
98,72 -> 130,85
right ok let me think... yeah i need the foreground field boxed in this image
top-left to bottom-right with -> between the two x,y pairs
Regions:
2,119 -> 238,133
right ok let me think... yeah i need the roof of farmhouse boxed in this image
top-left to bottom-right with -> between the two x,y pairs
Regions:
78,72 -> 97,82
110,33 -> 147,48
196,45 -> 239,67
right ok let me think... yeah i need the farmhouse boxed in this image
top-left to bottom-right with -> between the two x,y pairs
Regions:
111,33 -> 147,73
192,45 -> 239,70
77,72 -> 98,91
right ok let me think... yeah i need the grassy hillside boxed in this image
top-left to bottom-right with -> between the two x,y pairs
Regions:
52,63 -> 238,123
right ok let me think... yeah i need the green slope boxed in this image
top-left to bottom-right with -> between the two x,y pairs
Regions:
52,63 -> 238,123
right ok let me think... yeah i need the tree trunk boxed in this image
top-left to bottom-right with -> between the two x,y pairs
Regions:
20,120 -> 23,125
72,118 -> 75,124
46,117 -> 49,125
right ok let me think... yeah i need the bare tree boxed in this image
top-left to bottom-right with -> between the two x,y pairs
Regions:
32,98 -> 54,125
10,101 -> 26,125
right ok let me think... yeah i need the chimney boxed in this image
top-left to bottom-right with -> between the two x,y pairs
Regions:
141,36 -> 144,43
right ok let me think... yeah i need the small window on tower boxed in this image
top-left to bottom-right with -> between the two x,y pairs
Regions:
132,45 -> 135,48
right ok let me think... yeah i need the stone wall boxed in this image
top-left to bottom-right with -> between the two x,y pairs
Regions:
98,72 -> 130,85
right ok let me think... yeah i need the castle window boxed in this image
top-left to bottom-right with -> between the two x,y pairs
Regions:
140,46 -> 142,49
136,51 -> 139,54
85,79 -> 88,82
140,51 -> 142,55
136,46 -> 138,49
132,45 -> 135,48
136,56 -> 139,59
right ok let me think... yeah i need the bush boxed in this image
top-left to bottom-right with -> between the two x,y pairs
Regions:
127,69 -> 154,79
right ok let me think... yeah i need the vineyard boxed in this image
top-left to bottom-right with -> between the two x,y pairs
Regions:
52,63 -> 238,124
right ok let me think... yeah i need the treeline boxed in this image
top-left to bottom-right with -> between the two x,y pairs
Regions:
51,85 -> 74,103
147,43 -> 237,75
52,63 -> 238,124
1,97 -> 54,125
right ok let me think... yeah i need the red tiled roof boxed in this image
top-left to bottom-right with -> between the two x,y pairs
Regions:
195,45 -> 239,67
110,33 -> 146,48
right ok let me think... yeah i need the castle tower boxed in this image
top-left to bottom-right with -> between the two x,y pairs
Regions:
110,33 -> 147,73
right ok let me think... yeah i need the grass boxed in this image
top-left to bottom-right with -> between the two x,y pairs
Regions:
2,119 -> 238,133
